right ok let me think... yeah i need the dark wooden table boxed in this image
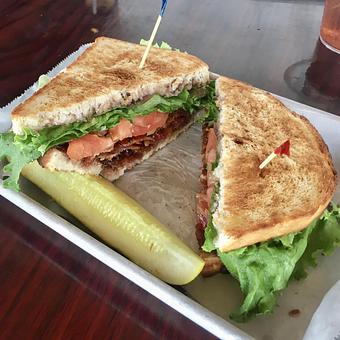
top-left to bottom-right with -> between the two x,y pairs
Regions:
1,0 -> 339,339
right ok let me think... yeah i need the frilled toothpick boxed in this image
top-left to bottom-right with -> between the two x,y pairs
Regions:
259,140 -> 291,169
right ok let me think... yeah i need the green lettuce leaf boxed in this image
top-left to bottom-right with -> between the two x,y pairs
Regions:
203,204 -> 340,322
293,203 -> 340,280
37,74 -> 51,89
202,217 -> 218,252
202,184 -> 219,253
195,80 -> 218,124
0,133 -> 41,191
139,39 -> 172,50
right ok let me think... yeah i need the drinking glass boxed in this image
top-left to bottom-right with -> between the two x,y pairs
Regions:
320,0 -> 340,53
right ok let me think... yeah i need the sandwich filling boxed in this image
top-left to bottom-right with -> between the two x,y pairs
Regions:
0,82 -> 216,191
196,124 -> 218,247
41,109 -> 191,178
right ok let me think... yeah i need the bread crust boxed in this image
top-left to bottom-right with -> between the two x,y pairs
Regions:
213,77 -> 337,252
39,148 -> 102,175
12,37 -> 209,134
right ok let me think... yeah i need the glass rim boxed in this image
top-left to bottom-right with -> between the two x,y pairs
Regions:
320,35 -> 340,54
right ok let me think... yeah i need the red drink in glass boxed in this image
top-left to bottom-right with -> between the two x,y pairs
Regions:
320,0 -> 340,53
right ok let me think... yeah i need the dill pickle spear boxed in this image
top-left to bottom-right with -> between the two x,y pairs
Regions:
22,161 -> 204,285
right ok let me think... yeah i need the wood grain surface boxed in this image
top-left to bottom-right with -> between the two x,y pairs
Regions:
0,196 -> 215,339
0,0 -> 339,339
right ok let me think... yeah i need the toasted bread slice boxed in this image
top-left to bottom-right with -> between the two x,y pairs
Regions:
12,37 -> 209,134
39,149 -> 102,176
212,77 -> 337,252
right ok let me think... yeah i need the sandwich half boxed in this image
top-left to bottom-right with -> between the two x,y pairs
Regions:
1,37 -> 210,190
197,76 -> 339,321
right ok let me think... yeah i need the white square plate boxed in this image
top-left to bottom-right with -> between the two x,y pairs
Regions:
1,45 -> 339,340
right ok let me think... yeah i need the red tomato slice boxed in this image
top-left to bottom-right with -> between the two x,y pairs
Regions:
205,128 -> 217,165
132,111 -> 168,136
67,112 -> 169,161
196,193 -> 209,221
67,134 -> 114,161
206,185 -> 214,207
109,118 -> 133,142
